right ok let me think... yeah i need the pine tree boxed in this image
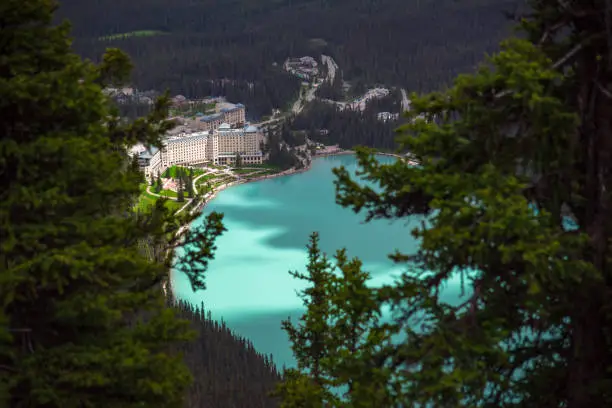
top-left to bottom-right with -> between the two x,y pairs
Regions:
285,1 -> 612,407
130,154 -> 145,186
186,170 -> 193,198
155,172 -> 163,193
186,168 -> 194,198
276,235 -> 392,407
274,233 -> 335,407
177,176 -> 185,202
235,153 -> 243,168
0,0 -> 226,406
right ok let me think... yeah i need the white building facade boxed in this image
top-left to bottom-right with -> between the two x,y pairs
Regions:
137,123 -> 265,178
215,124 -> 265,165
161,132 -> 210,168
189,103 -> 246,132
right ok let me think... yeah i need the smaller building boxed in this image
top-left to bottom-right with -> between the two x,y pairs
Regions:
171,95 -> 187,106
377,112 -> 399,122
140,147 -> 161,178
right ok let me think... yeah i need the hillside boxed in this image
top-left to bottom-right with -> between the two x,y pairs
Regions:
56,0 -> 520,119
172,301 -> 281,407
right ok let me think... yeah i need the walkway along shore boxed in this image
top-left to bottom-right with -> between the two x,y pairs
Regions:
164,162 -> 315,295
182,149 -> 405,219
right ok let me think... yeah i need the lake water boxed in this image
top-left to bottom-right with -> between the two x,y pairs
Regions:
172,154 -> 463,368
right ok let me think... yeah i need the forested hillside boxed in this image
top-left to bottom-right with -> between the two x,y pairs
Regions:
172,301 -> 280,407
56,0 -> 520,119
289,98 -> 403,150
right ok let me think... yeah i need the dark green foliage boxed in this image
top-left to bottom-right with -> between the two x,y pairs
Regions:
235,153 -> 243,168
291,100 -> 403,150
186,168 -> 194,198
275,233 -> 391,406
280,126 -> 307,148
171,300 -> 281,408
316,75 -> 344,101
177,176 -> 185,202
130,153 -> 145,184
155,173 -> 163,193
55,0 -> 518,117
264,131 -> 301,170
280,1 -> 612,407
0,0 -> 225,406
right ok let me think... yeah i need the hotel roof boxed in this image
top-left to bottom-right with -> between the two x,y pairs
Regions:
166,131 -> 210,144
220,103 -> 245,113
138,146 -> 159,159
200,113 -> 222,122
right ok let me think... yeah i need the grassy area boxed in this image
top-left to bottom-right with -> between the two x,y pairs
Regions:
195,173 -> 220,186
211,176 -> 236,188
195,173 -> 229,191
159,189 -> 178,198
243,170 -> 282,178
135,184 -> 182,212
231,168 -> 261,175
99,30 -> 167,41
244,163 -> 282,170
162,165 -> 204,178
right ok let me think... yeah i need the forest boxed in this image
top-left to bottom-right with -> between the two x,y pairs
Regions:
287,96 -> 404,150
172,300 -> 280,407
55,0 -> 521,119
10,0 -> 612,407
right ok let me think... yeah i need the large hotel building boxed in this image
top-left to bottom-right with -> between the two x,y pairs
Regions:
188,103 -> 247,132
139,123 -> 265,178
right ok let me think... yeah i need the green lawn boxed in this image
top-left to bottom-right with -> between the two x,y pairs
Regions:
231,168 -> 261,175
159,189 -> 178,198
135,184 -> 182,212
244,163 -> 282,170
211,176 -> 236,188
98,30 -> 167,41
195,173 -> 221,187
256,170 -> 282,176
162,165 -> 204,178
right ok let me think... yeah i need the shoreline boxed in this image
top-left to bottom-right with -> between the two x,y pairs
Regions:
314,149 -> 403,160
189,164 -> 312,215
166,150 -> 352,295
166,149 -> 404,296
184,148 -> 404,220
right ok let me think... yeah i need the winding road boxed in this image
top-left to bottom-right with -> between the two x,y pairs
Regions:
321,54 -> 338,83
401,88 -> 411,112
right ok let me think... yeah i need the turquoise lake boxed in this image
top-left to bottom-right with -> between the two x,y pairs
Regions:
172,154 -> 463,368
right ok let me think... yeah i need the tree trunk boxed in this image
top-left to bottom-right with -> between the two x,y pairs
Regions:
567,35 -> 612,407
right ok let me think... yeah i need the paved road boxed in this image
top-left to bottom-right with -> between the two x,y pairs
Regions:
401,89 -> 411,112
321,54 -> 338,83
255,54 -> 338,125
289,54 -> 338,116
291,85 -> 317,115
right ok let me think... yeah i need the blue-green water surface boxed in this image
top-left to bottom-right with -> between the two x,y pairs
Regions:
172,155 -> 462,368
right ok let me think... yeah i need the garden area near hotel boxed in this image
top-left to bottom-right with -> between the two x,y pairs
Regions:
134,162 -> 284,213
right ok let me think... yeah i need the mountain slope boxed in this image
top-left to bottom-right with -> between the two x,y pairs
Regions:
56,0 -> 520,118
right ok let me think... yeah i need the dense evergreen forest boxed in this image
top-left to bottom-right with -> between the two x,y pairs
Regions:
55,0 -> 520,119
172,301 -> 280,407
287,90 -> 404,150
8,0 -> 612,407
